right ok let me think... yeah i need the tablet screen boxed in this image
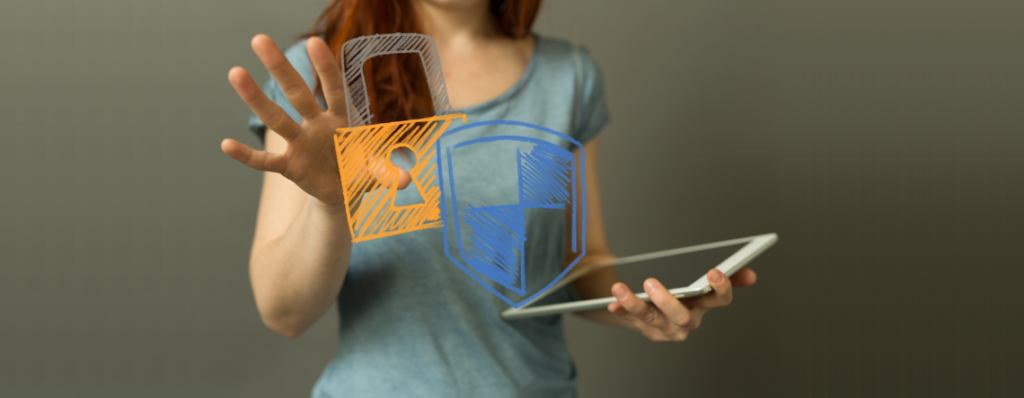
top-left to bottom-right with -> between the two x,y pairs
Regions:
614,243 -> 748,295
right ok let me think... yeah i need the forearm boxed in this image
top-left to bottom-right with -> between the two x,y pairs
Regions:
571,254 -> 637,330
249,195 -> 352,338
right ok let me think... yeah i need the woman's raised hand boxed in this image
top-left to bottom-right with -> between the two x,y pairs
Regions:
221,34 -> 410,207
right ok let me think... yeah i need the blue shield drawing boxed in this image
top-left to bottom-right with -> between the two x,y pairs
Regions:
436,120 -> 586,308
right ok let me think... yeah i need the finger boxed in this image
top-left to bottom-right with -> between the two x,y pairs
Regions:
228,66 -> 301,140
346,145 -> 413,191
365,156 -> 412,190
643,278 -> 692,328
221,138 -> 286,173
611,283 -> 663,326
691,269 -> 734,310
731,268 -> 757,288
251,34 -> 322,120
307,37 -> 348,115
394,169 -> 412,190
607,302 -> 677,342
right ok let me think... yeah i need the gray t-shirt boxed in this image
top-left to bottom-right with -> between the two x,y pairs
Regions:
249,35 -> 609,398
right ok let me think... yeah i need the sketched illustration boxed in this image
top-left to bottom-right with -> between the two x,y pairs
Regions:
332,33 -> 466,242
333,34 -> 586,306
437,121 -> 586,308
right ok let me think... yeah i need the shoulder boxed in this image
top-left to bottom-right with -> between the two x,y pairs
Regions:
533,35 -> 604,84
529,35 -> 610,144
531,36 -> 607,112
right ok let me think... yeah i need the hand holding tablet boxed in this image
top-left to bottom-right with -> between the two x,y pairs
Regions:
501,233 -> 778,320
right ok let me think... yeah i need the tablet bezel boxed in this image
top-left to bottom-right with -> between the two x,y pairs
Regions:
500,233 -> 778,320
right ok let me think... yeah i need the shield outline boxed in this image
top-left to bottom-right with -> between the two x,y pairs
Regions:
436,120 -> 586,308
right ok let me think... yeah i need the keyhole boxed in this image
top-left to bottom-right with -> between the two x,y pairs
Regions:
389,146 -> 426,206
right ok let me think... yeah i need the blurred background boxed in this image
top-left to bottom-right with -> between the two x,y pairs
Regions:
2,0 -> 1022,396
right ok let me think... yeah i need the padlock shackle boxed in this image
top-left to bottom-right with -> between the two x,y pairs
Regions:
340,33 -> 453,128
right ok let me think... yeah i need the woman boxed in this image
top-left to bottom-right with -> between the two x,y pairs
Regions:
220,0 -> 757,396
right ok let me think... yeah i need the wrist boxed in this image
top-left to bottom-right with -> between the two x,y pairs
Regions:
307,195 -> 349,218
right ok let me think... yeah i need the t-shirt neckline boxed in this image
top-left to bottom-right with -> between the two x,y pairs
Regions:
446,34 -> 542,115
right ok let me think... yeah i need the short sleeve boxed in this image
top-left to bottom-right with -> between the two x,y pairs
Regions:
247,39 -> 324,145
570,45 -> 610,145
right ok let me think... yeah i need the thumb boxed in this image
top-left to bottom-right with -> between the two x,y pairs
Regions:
392,168 -> 412,190
365,156 -> 412,190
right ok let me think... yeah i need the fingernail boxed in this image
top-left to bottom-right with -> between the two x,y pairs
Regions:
613,285 -> 626,300
645,279 -> 661,291
711,270 -> 724,284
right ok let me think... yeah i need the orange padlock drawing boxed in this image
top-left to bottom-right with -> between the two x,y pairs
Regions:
333,33 -> 466,242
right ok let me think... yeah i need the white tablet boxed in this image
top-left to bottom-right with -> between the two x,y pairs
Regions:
500,233 -> 778,320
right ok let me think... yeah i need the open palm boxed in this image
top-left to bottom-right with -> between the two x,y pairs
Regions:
221,35 -> 409,207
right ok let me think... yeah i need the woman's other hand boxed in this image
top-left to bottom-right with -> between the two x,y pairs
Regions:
220,35 -> 410,207
607,268 -> 757,342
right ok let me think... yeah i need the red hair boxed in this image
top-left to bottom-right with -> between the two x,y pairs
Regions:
310,0 -> 542,124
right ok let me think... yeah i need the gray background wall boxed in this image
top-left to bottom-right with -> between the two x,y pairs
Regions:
1,0 -> 1021,397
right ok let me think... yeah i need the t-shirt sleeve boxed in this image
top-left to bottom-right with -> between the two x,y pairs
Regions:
570,45 -> 610,146
247,39 -> 320,145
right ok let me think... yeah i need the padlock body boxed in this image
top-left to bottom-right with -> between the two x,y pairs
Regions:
334,113 -> 467,242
